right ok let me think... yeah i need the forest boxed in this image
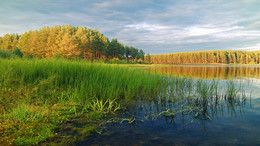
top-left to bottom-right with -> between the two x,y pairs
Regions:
1,25 -> 260,65
145,50 -> 260,64
0,25 -> 145,61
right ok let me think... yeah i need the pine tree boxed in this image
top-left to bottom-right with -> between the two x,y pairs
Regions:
2,25 -> 143,60
146,53 -> 151,63
75,26 -> 88,58
138,49 -> 145,61
125,46 -> 130,61
130,46 -> 138,60
0,37 -> 3,49
2,34 -> 12,51
46,26 -> 61,58
58,33 -> 80,58
11,34 -> 19,51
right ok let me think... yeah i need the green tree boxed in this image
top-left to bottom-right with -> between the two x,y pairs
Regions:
124,45 -> 130,61
12,48 -> 23,58
89,31 -> 106,60
106,39 -> 120,58
119,43 -> 125,59
130,46 -> 138,60
138,49 -> 145,61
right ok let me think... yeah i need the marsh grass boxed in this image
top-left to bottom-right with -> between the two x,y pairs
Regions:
0,58 -> 163,101
111,77 -> 247,128
157,77 -> 247,123
0,58 -> 165,145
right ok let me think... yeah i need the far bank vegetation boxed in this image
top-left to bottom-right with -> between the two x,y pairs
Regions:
145,50 -> 260,65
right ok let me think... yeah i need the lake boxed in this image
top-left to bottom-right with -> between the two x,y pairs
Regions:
77,65 -> 260,145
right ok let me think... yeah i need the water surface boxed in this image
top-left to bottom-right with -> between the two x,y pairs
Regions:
78,65 -> 260,145
148,65 -> 260,79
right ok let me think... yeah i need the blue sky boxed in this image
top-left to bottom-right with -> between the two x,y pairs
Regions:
1,0 -> 260,54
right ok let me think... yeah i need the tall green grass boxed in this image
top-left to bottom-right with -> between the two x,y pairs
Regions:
0,58 -> 166,145
0,58 -> 163,103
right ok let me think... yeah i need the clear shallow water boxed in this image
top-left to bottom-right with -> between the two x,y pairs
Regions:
77,66 -> 260,145
78,99 -> 260,145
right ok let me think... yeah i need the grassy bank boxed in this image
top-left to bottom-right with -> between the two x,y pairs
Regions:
0,58 -> 164,145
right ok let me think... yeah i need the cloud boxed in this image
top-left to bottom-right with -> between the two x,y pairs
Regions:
235,43 -> 260,51
125,23 -> 174,31
0,0 -> 260,54
185,26 -> 241,37
247,21 -> 260,30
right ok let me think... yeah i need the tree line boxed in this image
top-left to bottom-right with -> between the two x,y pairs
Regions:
145,50 -> 260,64
0,25 -> 145,61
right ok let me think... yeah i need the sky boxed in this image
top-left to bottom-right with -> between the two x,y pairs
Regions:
1,0 -> 260,54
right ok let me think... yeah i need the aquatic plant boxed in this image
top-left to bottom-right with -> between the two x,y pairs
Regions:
88,99 -> 121,114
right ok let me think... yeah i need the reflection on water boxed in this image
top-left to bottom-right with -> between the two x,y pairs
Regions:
78,98 -> 260,145
77,66 -> 260,145
148,65 -> 260,79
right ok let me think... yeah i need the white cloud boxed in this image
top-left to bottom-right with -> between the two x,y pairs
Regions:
125,23 -> 174,31
185,26 -> 242,37
235,43 -> 260,51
